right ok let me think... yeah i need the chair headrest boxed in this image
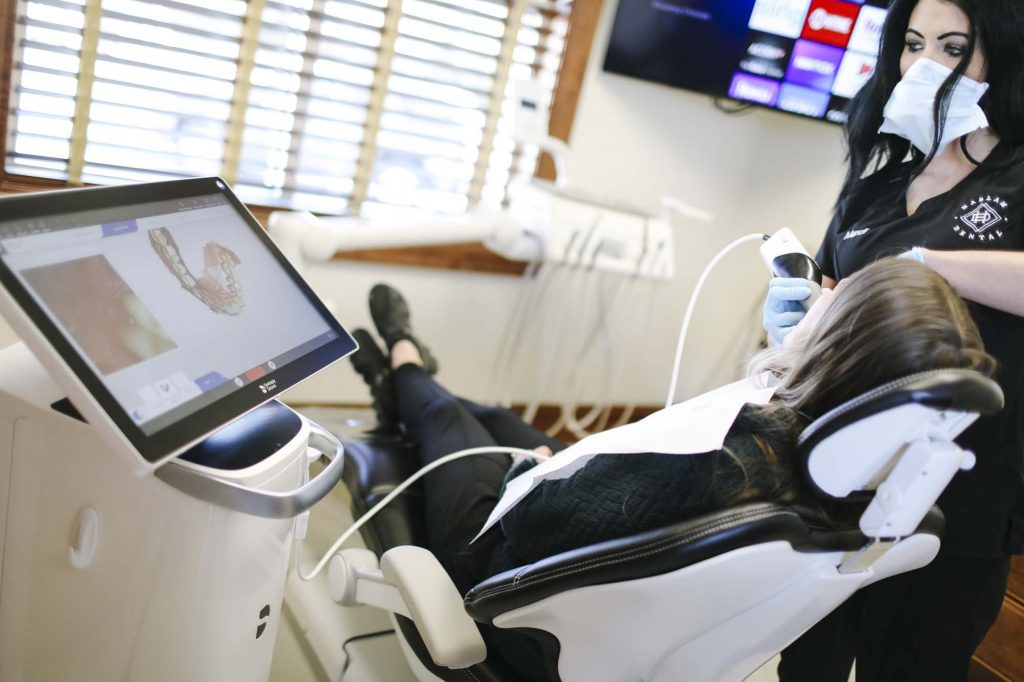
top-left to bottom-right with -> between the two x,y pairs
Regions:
796,369 -> 1003,498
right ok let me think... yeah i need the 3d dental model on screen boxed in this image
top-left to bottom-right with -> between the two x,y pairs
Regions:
149,227 -> 245,315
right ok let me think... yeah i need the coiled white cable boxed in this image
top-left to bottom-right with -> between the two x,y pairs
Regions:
490,233 -> 546,406
560,270 -> 626,438
664,232 -> 767,408
522,224 -> 595,424
295,445 -> 543,581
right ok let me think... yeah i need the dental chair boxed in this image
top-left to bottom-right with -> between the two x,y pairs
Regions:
330,369 -> 1002,682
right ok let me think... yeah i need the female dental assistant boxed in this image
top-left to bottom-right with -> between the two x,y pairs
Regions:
765,0 -> 1024,680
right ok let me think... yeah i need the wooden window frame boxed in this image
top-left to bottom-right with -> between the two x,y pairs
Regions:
0,0 -> 603,275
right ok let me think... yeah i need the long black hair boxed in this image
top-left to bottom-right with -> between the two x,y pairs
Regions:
839,0 -> 1024,200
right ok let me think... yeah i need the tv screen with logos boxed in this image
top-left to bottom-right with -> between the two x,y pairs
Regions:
603,0 -> 889,125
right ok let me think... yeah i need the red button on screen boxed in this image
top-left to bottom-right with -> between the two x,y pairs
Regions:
802,0 -> 861,48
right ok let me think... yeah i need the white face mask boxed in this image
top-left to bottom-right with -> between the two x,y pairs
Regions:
878,57 -> 989,156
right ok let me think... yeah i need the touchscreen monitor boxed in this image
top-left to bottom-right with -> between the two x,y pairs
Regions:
0,177 -> 357,469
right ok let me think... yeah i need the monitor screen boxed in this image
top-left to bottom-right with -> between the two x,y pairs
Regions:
603,0 -> 889,124
0,177 -> 356,465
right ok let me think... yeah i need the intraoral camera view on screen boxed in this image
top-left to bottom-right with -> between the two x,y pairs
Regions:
0,178 -> 356,466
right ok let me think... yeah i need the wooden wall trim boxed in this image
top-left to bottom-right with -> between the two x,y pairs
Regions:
537,0 -> 605,182
0,0 -> 16,169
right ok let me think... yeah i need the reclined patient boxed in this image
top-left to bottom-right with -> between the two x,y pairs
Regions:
347,258 -> 994,680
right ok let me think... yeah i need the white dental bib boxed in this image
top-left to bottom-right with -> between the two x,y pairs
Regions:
475,376 -> 778,540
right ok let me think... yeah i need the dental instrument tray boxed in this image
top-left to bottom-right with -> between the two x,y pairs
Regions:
0,176 -> 357,472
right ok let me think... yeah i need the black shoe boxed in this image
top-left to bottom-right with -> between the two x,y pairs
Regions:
368,283 -> 438,375
349,328 -> 400,431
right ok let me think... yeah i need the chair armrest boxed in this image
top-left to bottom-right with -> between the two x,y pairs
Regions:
327,545 -> 486,670
380,546 -> 487,670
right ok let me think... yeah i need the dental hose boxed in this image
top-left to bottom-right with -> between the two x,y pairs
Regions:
294,445 -> 544,581
664,232 -> 768,408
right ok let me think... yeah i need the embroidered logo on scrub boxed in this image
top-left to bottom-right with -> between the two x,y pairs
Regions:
954,195 -> 1007,242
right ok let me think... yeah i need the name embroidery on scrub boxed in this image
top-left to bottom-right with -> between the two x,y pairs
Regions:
954,195 -> 1008,242
843,228 -> 870,240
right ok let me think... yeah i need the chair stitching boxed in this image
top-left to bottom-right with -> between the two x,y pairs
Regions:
470,507 -> 782,599
512,566 -> 529,588
466,506 -> 792,603
797,368 -> 975,446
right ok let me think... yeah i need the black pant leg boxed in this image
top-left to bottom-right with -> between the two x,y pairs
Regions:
458,398 -> 568,454
392,364 -> 511,593
777,598 -> 856,682
779,555 -> 1012,682
851,555 -> 1011,682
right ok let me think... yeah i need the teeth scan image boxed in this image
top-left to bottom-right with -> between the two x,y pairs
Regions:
149,227 -> 245,316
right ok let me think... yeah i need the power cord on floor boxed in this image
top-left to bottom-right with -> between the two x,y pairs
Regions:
340,628 -> 396,679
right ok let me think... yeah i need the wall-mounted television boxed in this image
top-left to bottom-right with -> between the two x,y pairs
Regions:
604,0 -> 889,125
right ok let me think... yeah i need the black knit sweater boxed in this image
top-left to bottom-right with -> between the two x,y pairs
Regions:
476,403 -> 812,680
485,403 -> 805,576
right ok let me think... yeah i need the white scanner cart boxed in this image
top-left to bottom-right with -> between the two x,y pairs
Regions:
0,178 -> 357,682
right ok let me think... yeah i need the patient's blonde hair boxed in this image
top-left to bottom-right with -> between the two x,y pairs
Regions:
750,258 -> 996,419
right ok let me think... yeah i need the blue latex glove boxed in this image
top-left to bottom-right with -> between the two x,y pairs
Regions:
763,277 -> 813,345
897,246 -> 925,264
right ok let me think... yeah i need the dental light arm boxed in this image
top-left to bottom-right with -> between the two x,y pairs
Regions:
267,210 -> 516,264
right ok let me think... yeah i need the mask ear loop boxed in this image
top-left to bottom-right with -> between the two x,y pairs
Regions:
960,134 -> 982,166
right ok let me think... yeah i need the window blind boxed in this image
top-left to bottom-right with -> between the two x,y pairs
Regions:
6,0 -> 572,217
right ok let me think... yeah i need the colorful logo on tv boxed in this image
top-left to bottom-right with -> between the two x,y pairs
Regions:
801,0 -> 861,48
740,32 -> 795,80
847,5 -> 887,55
786,39 -> 844,91
749,0 -> 813,39
729,72 -> 781,106
832,50 -> 877,98
778,82 -> 831,118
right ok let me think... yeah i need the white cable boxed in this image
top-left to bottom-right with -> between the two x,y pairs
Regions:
496,259 -> 556,407
608,275 -> 659,429
523,224 -> 595,424
523,262 -> 580,424
490,235 -> 546,405
562,270 -> 627,438
295,445 -> 542,581
605,241 -> 667,429
664,232 -> 767,408
558,263 -> 608,436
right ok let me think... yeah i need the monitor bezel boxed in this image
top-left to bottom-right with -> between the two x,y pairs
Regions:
0,177 -> 356,465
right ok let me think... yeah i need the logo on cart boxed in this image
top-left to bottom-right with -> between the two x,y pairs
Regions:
258,379 -> 278,394
256,604 -> 271,639
954,195 -> 1008,242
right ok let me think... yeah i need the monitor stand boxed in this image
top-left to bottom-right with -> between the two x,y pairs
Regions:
0,341 -> 343,682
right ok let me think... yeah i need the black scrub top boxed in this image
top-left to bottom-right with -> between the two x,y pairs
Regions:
817,141 -> 1024,557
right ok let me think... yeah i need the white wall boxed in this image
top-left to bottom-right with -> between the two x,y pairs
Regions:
0,0 -> 851,410
295,0 -> 850,407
